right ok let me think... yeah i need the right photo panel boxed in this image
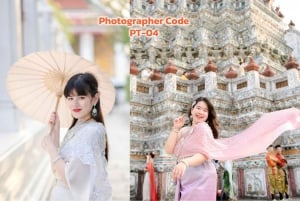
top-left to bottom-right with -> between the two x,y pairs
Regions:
129,0 -> 300,201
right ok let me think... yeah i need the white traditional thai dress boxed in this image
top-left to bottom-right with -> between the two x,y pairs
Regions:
50,121 -> 112,201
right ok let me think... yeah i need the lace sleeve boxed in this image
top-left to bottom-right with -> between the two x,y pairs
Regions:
73,123 -> 106,166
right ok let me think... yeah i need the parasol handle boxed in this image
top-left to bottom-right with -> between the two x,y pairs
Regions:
49,94 -> 62,142
54,94 -> 62,112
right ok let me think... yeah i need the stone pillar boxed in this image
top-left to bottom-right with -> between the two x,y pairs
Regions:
164,73 -> 177,93
114,43 -> 129,104
114,43 -> 129,86
38,0 -> 54,50
288,167 -> 296,196
137,170 -> 144,200
284,29 -> 300,65
0,0 -> 21,133
238,168 -> 245,198
157,172 -> 166,201
246,71 -> 260,90
205,72 -> 217,91
130,75 -> 137,96
264,167 -> 271,199
286,68 -> 300,88
22,0 -> 39,54
79,33 -> 95,62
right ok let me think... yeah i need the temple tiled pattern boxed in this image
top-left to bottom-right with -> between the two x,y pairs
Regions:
130,0 -> 300,200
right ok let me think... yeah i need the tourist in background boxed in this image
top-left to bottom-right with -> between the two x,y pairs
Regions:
143,153 -> 157,201
266,145 -> 281,201
275,144 -> 290,201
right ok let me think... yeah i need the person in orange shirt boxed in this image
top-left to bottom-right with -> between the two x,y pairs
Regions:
266,145 -> 280,201
275,145 -> 290,201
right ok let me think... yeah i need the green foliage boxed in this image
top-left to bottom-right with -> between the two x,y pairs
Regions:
117,26 -> 130,44
125,75 -> 130,102
47,0 -> 75,44
223,170 -> 231,195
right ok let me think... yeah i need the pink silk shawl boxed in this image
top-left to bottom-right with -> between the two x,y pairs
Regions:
174,107 -> 300,160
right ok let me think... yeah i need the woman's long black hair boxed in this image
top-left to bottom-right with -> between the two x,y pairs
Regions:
188,97 -> 219,139
64,72 -> 109,161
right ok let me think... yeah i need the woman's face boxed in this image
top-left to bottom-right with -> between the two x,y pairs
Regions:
191,101 -> 209,125
66,90 -> 97,122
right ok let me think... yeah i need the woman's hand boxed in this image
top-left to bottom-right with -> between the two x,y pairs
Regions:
49,112 -> 60,134
48,112 -> 60,147
172,161 -> 187,180
173,115 -> 185,130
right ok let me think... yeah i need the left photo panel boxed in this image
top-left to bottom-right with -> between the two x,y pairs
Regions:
0,0 -> 130,200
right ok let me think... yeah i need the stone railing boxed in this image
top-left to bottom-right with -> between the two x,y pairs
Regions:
0,126 -> 54,200
131,68 -> 300,104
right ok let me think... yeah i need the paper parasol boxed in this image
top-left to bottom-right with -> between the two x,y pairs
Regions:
6,51 -> 115,127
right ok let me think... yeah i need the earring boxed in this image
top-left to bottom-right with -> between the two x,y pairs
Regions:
92,105 -> 97,117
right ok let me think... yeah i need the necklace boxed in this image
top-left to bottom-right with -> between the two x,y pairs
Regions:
61,119 -> 94,148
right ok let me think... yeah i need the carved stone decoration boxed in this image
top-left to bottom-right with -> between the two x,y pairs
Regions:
150,69 -> 163,81
164,62 -> 178,74
261,65 -> 275,77
186,69 -> 199,80
284,56 -> 299,70
225,66 -> 238,79
204,60 -> 217,73
244,169 -> 267,197
294,167 -> 300,194
289,20 -> 295,28
147,0 -> 155,4
130,61 -> 139,75
244,57 -> 259,72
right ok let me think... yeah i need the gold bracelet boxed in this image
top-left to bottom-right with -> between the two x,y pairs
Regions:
179,160 -> 189,167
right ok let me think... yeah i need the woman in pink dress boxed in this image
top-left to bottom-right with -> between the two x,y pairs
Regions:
165,97 -> 300,201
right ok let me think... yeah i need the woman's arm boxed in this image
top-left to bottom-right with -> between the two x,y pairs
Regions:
43,135 -> 67,184
48,112 -> 60,148
180,153 -> 208,167
165,115 -> 185,154
172,153 -> 208,180
164,128 -> 181,154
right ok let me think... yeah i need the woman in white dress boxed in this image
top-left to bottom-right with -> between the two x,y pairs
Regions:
42,73 -> 112,201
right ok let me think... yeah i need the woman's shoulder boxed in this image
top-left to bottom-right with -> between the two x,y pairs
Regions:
80,121 -> 106,138
194,122 -> 212,132
86,121 -> 105,130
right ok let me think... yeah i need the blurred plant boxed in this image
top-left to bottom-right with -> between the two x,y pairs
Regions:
89,0 -> 130,45
47,0 -> 75,44
223,170 -> 231,196
92,0 -> 129,18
